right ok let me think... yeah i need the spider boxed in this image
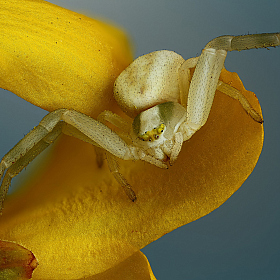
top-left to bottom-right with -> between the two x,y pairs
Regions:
0,32 -> 279,210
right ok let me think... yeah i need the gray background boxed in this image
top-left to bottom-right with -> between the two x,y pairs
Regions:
0,1 -> 279,279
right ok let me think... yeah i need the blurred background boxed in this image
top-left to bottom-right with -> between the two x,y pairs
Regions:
0,1 -> 279,279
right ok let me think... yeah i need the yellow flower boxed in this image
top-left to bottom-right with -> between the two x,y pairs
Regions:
0,0 -> 132,118
0,0 -> 263,279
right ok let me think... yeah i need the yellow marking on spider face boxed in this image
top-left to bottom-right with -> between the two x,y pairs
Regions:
139,124 -> 165,142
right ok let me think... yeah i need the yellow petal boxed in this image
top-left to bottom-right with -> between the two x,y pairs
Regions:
81,251 -> 157,280
0,68 -> 263,279
0,0 -> 133,117
0,244 -> 156,280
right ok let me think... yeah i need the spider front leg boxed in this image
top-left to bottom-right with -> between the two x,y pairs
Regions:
106,153 -> 137,202
0,108 -> 166,210
179,32 -> 280,140
62,110 -> 168,170
0,110 -> 66,212
0,109 -> 133,210
178,47 -> 227,141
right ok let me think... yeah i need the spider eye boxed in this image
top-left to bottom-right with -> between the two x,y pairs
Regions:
138,125 -> 166,142
156,124 -> 165,134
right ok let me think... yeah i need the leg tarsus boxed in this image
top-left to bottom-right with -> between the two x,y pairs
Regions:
169,132 -> 184,165
217,80 -> 263,123
106,153 -> 137,202
205,33 -> 280,51
0,122 -> 63,213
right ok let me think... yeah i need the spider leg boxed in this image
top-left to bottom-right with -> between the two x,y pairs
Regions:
96,110 -> 168,198
137,150 -> 168,169
77,110 -> 137,200
205,33 -> 280,51
0,109 -> 67,184
180,33 -> 279,141
0,109 -> 80,186
57,110 -> 153,201
61,122 -> 103,148
0,121 -> 63,213
182,47 -> 227,140
169,132 -> 184,165
97,110 -> 132,134
201,33 -> 279,125
217,81 -> 263,123
95,110 -> 132,167
178,57 -> 199,108
0,109 -> 142,210
106,153 -> 137,202
60,110 -> 137,161
61,122 -> 104,167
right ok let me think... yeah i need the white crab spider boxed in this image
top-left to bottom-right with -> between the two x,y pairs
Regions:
0,32 -> 279,210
